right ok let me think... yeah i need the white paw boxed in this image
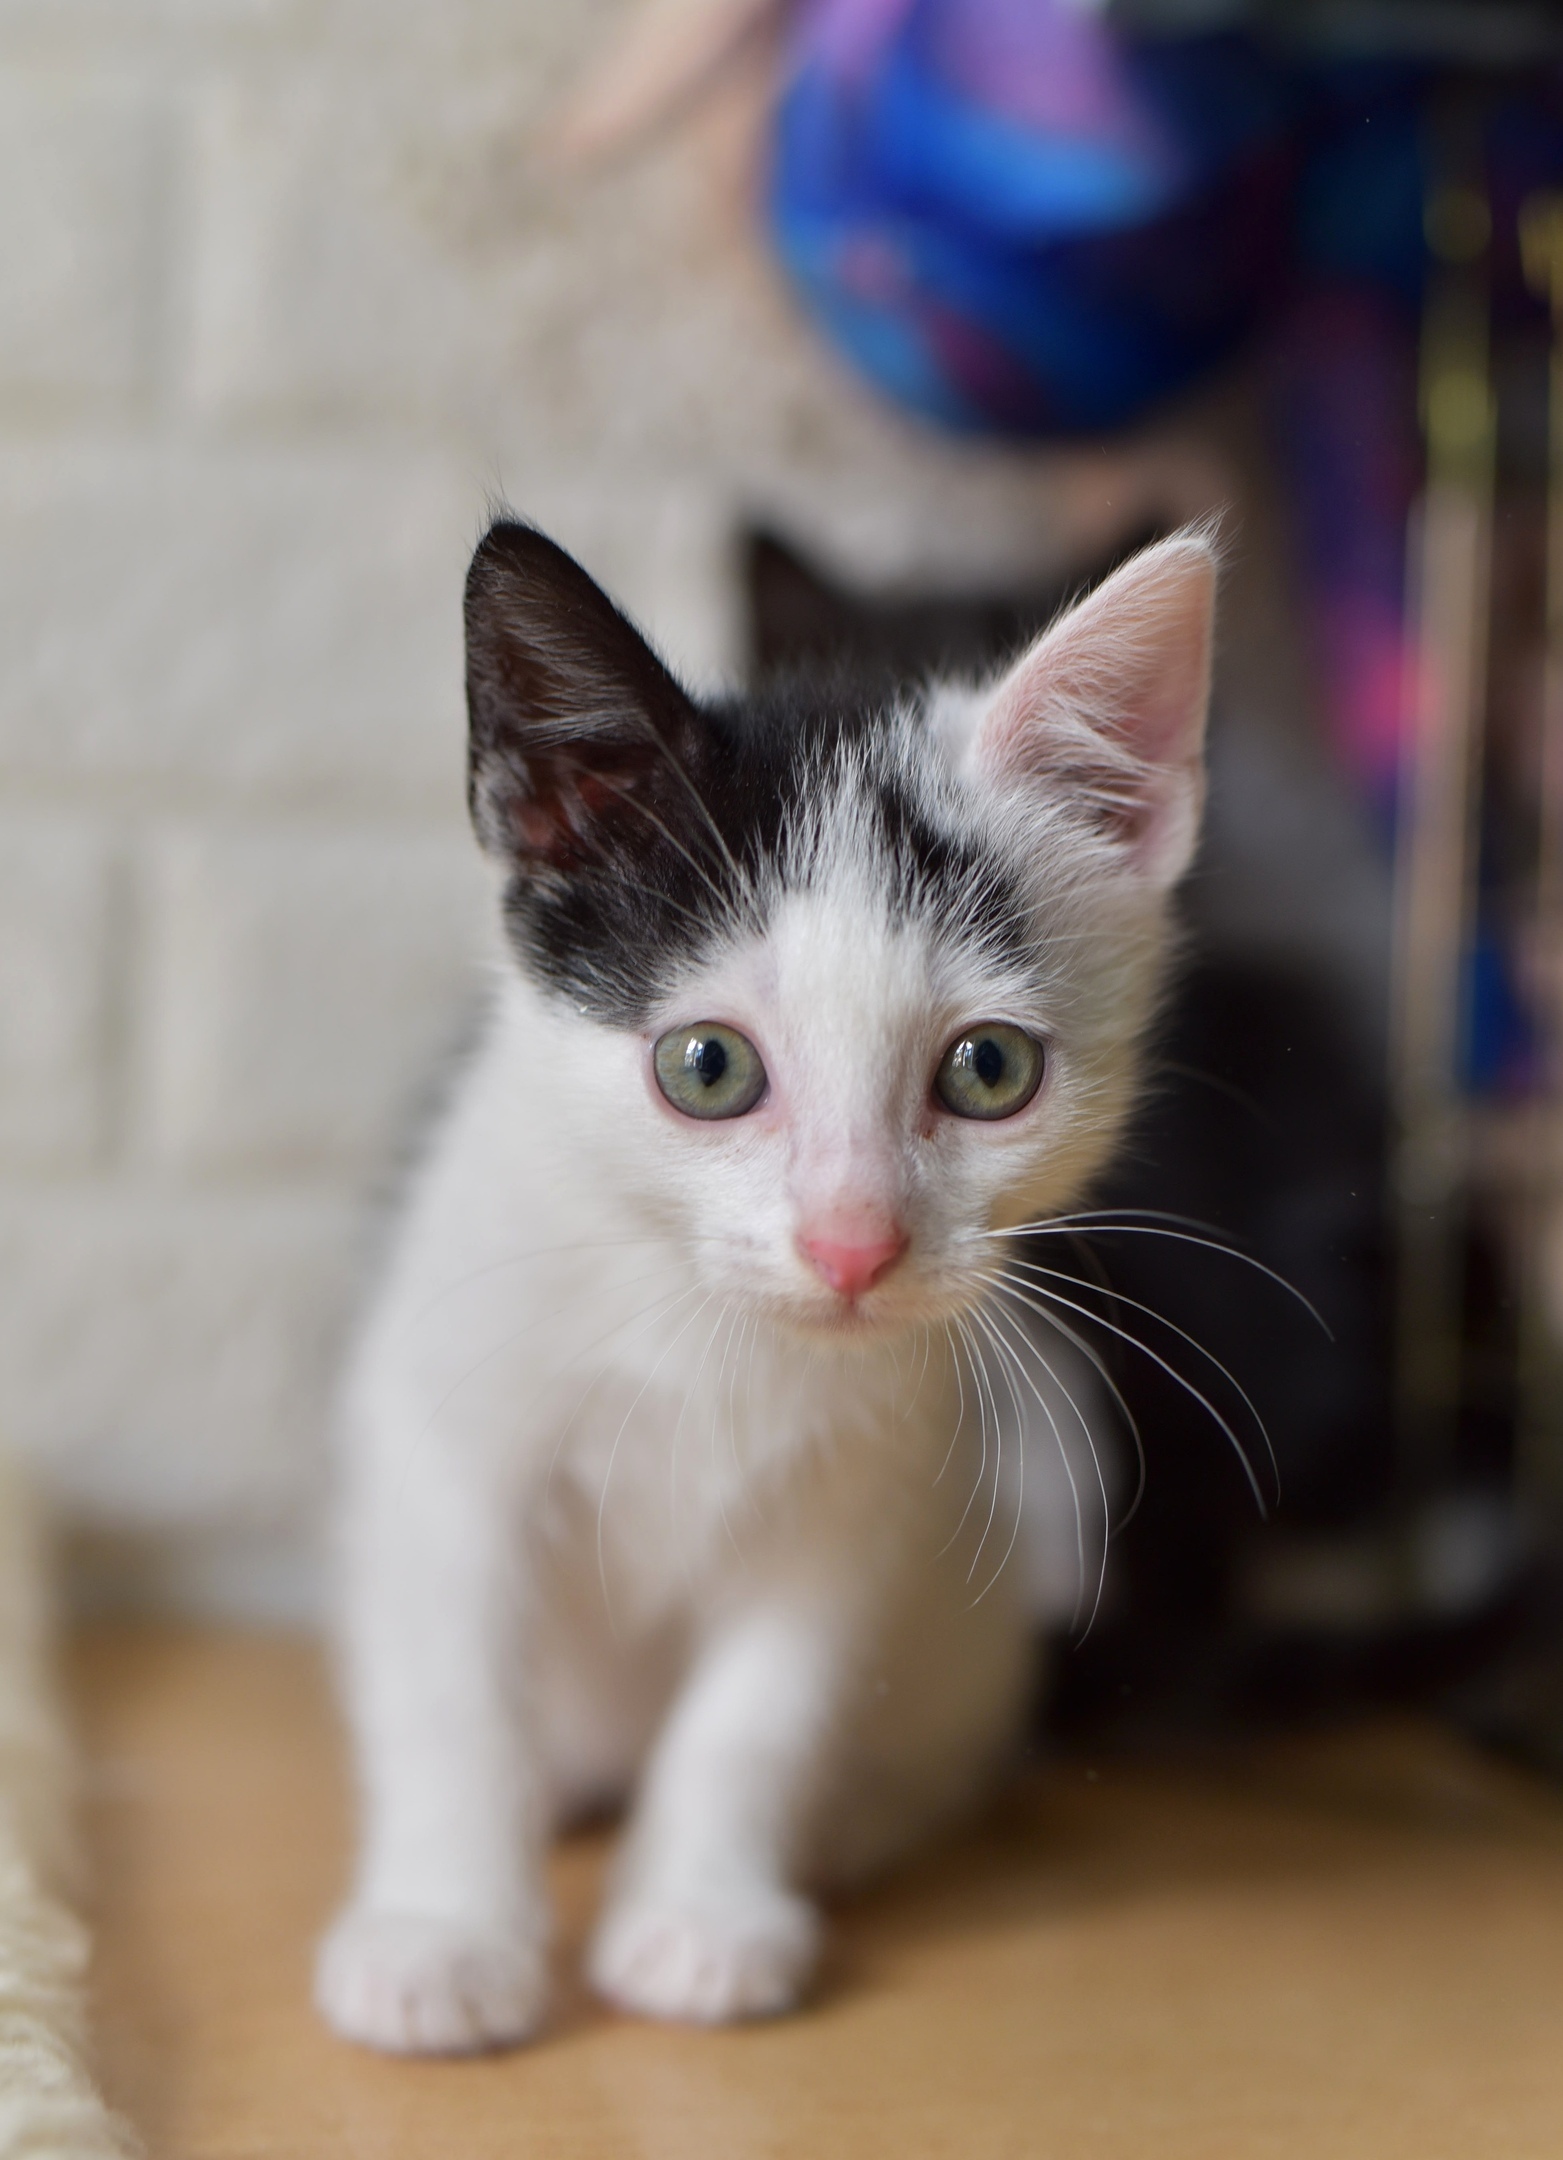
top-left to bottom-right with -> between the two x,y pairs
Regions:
314,1908 -> 549,2055
589,1886 -> 821,2025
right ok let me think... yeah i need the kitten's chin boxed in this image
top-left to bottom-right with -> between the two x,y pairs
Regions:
714,1267 -> 979,1340
795,1304 -> 891,1340
769,1286 -> 948,1341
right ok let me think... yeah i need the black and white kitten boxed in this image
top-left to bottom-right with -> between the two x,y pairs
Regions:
315,519 -> 1217,2052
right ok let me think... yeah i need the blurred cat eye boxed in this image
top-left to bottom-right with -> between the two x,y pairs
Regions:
934,1024 -> 1045,1121
653,1022 -> 768,1120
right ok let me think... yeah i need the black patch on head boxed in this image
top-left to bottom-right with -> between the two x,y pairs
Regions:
864,757 -> 1033,967
464,520 -> 1031,1024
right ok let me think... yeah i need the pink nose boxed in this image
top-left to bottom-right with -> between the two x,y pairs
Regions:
799,1231 -> 908,1300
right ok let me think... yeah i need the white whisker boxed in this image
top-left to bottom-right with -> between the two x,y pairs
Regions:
964,1303 -> 1024,1592
937,1312 -> 997,1559
907,1321 -> 934,1424
984,1298 -> 1113,1633
999,1254 -> 1280,1505
974,1301 -> 1080,1620
976,1216 -> 1330,1336
997,1294 -> 1147,1533
993,1271 -> 1270,1517
934,1320 -> 967,1488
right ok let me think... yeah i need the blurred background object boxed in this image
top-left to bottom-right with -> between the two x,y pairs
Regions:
0,0 -> 1211,1613
11,0 -> 1563,1773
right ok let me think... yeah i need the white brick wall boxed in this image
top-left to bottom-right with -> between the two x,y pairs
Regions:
0,816 -> 116,1167
140,824 -> 487,1174
0,0 -> 1184,1616
0,442 -> 473,803
0,1186 -> 360,1527
0,74 -> 165,414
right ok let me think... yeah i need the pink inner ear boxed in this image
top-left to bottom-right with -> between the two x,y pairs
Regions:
975,534 -> 1217,885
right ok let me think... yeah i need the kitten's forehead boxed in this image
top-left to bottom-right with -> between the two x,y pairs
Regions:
512,694 -> 1035,1028
658,868 -> 1045,1068
672,885 -> 931,1039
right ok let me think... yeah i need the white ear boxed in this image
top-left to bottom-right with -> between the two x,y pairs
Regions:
967,530 -> 1217,889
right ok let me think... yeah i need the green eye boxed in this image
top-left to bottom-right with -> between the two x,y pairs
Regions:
934,1024 -> 1045,1121
653,1022 -> 768,1120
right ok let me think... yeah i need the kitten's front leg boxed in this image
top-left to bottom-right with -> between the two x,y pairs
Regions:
315,1437 -> 550,2055
590,1597 -> 845,2025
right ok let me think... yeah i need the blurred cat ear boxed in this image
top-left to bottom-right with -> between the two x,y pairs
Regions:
966,531 -> 1218,889
464,520 -> 704,872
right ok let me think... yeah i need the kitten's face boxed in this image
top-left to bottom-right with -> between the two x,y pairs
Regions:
627,832 -> 1138,1334
466,521 -> 1216,1337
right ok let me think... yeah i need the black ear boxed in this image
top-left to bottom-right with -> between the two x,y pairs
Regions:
464,521 -> 705,874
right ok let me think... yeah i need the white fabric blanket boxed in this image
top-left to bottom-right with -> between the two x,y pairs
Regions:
0,1452 -> 129,2157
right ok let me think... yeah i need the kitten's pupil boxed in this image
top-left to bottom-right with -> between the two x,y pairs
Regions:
973,1038 -> 1004,1088
692,1036 -> 728,1087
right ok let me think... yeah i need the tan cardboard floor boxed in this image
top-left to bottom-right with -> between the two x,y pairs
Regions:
68,1626 -> 1563,2158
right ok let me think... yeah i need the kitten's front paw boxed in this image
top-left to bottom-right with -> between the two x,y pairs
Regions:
315,1908 -> 548,2055
590,1886 -> 821,2024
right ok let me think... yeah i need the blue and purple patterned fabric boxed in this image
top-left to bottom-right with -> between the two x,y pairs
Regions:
769,0 -> 1294,434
